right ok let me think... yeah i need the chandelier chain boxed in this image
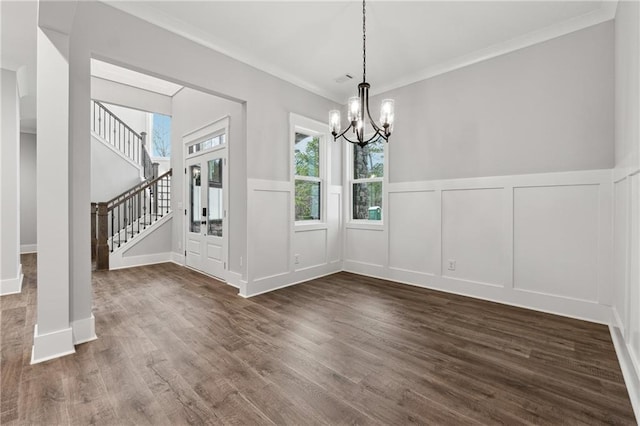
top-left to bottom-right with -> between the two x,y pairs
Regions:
362,0 -> 366,83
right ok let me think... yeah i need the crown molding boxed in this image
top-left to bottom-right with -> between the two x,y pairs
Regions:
104,1 -> 344,103
104,1 -> 616,106
369,1 -> 618,98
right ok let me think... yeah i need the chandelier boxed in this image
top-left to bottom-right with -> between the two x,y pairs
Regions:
329,0 -> 395,148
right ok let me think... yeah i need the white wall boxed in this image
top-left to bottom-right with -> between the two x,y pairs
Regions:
102,102 -> 147,136
373,21 -> 613,183
345,170 -> 613,322
92,76 -> 172,116
90,134 -> 141,202
343,22 -> 615,323
20,132 -> 37,252
612,0 -> 640,417
171,87 -> 246,278
0,68 -> 23,295
43,0 -> 339,305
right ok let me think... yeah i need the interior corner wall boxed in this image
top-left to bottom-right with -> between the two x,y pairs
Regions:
1,68 -> 22,293
66,1 -> 340,290
343,21 -> 615,324
612,0 -> 640,417
170,88 -> 246,278
20,132 -> 37,252
374,21 -> 614,183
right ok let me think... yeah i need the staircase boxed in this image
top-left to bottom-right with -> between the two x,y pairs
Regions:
90,100 -> 172,270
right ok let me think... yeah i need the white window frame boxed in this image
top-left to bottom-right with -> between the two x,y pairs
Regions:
290,113 -> 328,226
347,134 -> 387,226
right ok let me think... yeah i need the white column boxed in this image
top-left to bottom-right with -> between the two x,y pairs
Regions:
32,27 -> 75,363
0,69 -> 23,296
68,36 -> 96,345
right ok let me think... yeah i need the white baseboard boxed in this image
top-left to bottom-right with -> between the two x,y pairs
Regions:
72,314 -> 97,345
109,252 -> 173,270
170,251 -> 185,265
343,260 -> 610,324
226,270 -> 244,289
20,244 -> 37,254
0,264 -> 23,296
31,324 -> 75,364
244,262 -> 342,298
610,321 -> 640,421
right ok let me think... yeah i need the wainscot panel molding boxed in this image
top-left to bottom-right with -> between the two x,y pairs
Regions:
344,169 -> 613,324
246,180 -> 342,297
612,166 -> 640,419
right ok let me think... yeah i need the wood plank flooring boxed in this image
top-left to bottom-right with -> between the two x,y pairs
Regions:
1,254 -> 635,425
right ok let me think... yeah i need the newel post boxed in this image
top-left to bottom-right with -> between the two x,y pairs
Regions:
96,202 -> 109,271
91,202 -> 97,259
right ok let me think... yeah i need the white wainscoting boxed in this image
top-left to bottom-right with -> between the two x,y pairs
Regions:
613,169 -> 640,418
246,179 -> 342,297
344,169 -> 613,323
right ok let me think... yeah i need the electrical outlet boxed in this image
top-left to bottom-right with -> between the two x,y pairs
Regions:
294,254 -> 300,264
240,256 -> 243,267
447,259 -> 456,271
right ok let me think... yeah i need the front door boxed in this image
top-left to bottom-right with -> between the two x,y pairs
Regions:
185,148 -> 227,280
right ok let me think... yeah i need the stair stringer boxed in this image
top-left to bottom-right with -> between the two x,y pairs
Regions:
109,211 -> 173,270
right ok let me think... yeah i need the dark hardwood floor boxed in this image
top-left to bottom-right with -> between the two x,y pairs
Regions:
1,254 -> 635,425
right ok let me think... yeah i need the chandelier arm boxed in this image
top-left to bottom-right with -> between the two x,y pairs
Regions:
333,125 -> 355,141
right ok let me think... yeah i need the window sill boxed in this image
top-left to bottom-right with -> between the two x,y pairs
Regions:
346,221 -> 384,231
294,222 -> 327,231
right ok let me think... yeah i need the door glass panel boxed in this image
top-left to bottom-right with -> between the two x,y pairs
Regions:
190,165 -> 201,232
207,158 -> 223,237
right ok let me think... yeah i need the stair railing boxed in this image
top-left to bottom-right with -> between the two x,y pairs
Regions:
93,169 -> 172,270
91,100 -> 154,179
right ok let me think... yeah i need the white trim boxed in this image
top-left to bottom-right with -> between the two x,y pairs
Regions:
20,244 -> 37,254
31,325 -> 75,365
171,251 -> 185,265
243,263 -> 342,298
109,213 -> 174,270
91,131 -> 143,174
0,264 -> 23,296
110,252 -> 174,270
344,260 -> 611,325
107,2 -> 616,104
111,212 -> 174,257
370,2 -> 618,99
71,314 -> 97,345
182,115 -> 229,143
610,322 -> 640,421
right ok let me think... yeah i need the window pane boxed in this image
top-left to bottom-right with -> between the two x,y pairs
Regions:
151,113 -> 171,157
353,182 -> 382,220
354,137 -> 384,179
190,165 -> 201,232
207,158 -> 223,237
295,133 -> 320,178
295,180 -> 321,221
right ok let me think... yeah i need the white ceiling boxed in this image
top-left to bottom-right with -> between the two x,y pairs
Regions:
91,59 -> 183,96
0,0 -> 617,132
109,1 -> 617,102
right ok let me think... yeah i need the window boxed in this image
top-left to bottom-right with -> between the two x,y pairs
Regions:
151,113 -> 171,157
291,114 -> 326,223
294,133 -> 321,221
188,134 -> 225,155
352,136 -> 384,221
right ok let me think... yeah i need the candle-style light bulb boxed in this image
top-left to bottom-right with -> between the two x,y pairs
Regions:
380,99 -> 395,133
347,97 -> 360,123
328,110 -> 341,135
